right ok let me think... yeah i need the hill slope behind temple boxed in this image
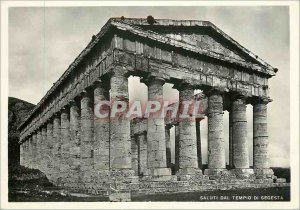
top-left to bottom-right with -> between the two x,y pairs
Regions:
8,97 -> 35,169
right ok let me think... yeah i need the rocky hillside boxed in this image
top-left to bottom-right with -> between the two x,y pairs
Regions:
8,97 -> 35,169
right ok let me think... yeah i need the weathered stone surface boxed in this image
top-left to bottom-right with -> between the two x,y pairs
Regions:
80,91 -> 94,181
229,110 -> 233,169
109,191 -> 131,202
175,125 -> 179,173
52,113 -> 61,184
145,77 -> 170,176
176,86 -> 201,175
31,133 -> 37,169
41,126 -> 47,173
206,90 -> 226,170
131,135 -> 139,176
60,108 -> 71,185
93,82 -> 110,171
46,121 -> 54,178
20,144 -> 24,166
137,132 -> 147,176
109,67 -> 132,170
36,129 -> 42,171
253,101 -> 270,169
231,96 -> 252,173
69,100 -> 81,183
26,136 -> 31,168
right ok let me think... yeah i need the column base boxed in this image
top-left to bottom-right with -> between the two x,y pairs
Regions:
109,169 -> 138,182
176,168 -> 204,181
142,168 -> 175,181
204,168 -> 234,179
254,168 -> 275,179
145,168 -> 172,176
230,168 -> 255,179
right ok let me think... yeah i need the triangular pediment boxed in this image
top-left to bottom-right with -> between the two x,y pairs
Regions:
111,17 -> 276,74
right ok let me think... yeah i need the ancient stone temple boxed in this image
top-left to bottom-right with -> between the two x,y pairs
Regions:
18,17 -> 287,200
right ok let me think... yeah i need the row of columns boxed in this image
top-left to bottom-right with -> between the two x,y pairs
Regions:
20,69 -> 273,185
163,90 -> 272,176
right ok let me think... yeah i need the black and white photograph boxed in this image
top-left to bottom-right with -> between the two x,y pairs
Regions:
1,1 -> 299,209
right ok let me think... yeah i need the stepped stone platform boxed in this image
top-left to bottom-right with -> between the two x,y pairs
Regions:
61,172 -> 289,201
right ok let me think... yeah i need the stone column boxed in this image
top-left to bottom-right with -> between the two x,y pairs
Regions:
176,85 -> 202,177
69,99 -> 81,187
109,68 -> 133,175
131,135 -> 139,176
30,136 -> 34,169
40,126 -> 47,173
137,132 -> 147,176
204,90 -> 227,176
46,120 -> 54,179
229,110 -> 233,169
22,142 -> 25,167
196,119 -> 202,170
53,113 -> 61,184
36,129 -> 42,171
31,132 -> 37,169
28,136 -> 32,169
175,124 -> 179,173
165,125 -> 172,168
231,95 -> 254,177
252,98 -> 274,178
25,140 -> 29,168
24,140 -> 29,168
145,77 -> 171,177
93,81 -> 110,172
20,143 -> 24,166
61,107 -> 71,186
80,91 -> 94,184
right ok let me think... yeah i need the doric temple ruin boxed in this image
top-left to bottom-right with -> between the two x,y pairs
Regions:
18,17 -> 287,200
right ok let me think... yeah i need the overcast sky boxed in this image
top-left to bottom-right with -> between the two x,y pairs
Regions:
9,6 -> 290,167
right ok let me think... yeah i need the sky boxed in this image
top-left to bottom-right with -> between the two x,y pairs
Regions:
9,6 -> 290,167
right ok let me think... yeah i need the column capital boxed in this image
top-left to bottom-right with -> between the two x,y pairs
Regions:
46,117 -> 53,124
93,79 -> 103,88
110,65 -> 131,78
141,75 -> 165,86
61,106 -> 69,114
80,90 -> 89,97
53,108 -> 63,117
173,80 -> 193,91
165,124 -> 173,130
69,99 -> 77,106
203,88 -> 225,97
250,96 -> 272,106
53,112 -> 61,118
230,92 -> 247,102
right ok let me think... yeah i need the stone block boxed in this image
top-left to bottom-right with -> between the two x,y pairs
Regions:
254,168 -> 274,175
204,168 -> 229,176
109,191 -> 131,202
142,175 -> 177,182
176,167 -> 203,176
275,178 -> 286,183
145,168 -> 171,176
